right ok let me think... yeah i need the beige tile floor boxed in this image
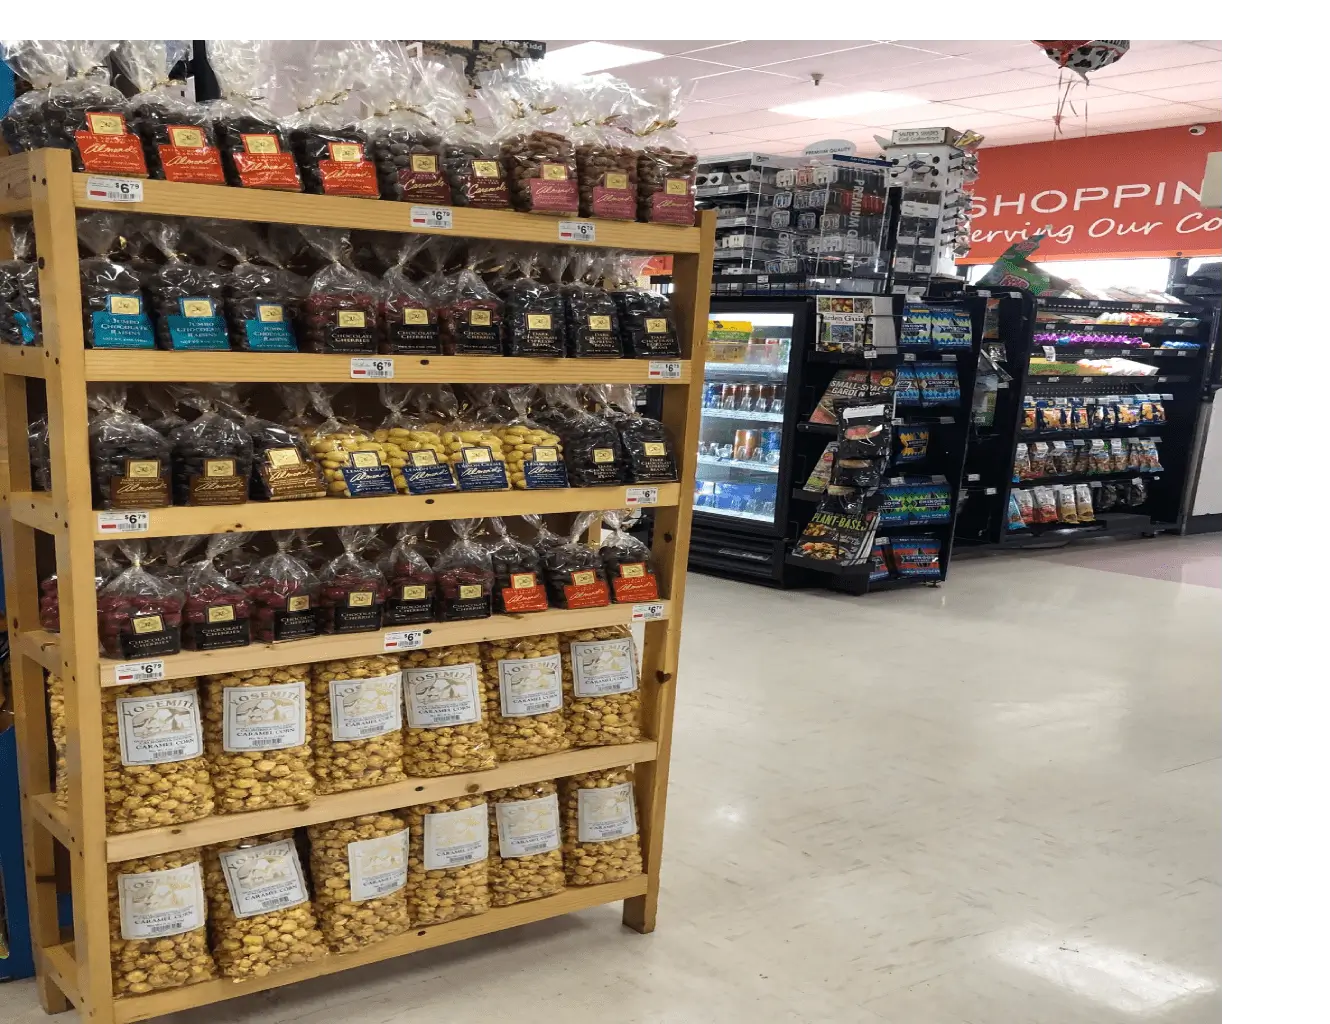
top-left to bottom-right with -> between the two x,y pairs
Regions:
0,535 -> 1221,1024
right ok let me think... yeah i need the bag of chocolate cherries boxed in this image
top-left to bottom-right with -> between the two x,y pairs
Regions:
116,40 -> 225,184
317,526 -> 389,634
433,518 -> 493,622
203,39 -> 301,191
428,243 -> 504,356
300,227 -> 383,354
379,523 -> 437,627
98,541 -> 183,659
378,235 -> 441,355
243,531 -> 319,643
182,534 -> 253,651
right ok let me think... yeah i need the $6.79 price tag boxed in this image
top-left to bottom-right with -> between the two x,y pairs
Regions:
383,630 -> 425,652
350,357 -> 394,380
409,206 -> 453,230
625,486 -> 659,506
648,360 -> 682,380
86,176 -> 143,203
114,660 -> 165,685
632,602 -> 666,622
558,220 -> 596,243
97,511 -> 149,534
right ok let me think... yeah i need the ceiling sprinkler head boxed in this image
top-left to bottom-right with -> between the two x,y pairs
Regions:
811,72 -> 824,86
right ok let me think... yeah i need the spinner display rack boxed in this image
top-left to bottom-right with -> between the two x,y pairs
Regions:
0,149 -> 716,1024
784,293 -> 983,594
955,290 -> 1215,548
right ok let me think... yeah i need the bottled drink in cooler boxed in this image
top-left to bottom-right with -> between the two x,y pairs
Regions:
704,383 -> 722,408
770,384 -> 785,415
732,429 -> 759,461
720,383 -> 737,410
760,429 -> 781,463
737,384 -> 755,412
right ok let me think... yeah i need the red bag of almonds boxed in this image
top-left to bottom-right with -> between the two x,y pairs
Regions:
631,79 -> 698,225
486,61 -> 578,217
287,42 -> 378,198
202,40 -> 301,191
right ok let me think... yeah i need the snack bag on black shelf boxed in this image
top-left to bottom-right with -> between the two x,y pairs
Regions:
116,41 -> 224,184
1049,441 -> 1073,477
894,364 -> 921,408
833,403 -> 890,494
1007,492 -> 1028,530
596,384 -> 678,483
1070,439 -> 1089,475
1116,398 -> 1141,426
917,363 -> 961,408
542,512 -> 611,610
1087,439 -> 1110,474
1012,443 -> 1032,483
599,511 -> 660,603
810,369 -> 897,425
877,482 -> 911,526
1014,489 -> 1035,526
1028,441 -> 1051,479
886,536 -> 941,579
1108,438 -> 1129,472
912,481 -> 951,524
563,250 -> 623,358
792,492 -> 880,565
1137,439 -> 1163,472
608,253 -> 681,359
1020,396 -> 1037,433
1128,477 -> 1149,506
895,427 -> 929,466
1056,485 -> 1079,524
1031,486 -> 1058,524
1037,401 -> 1064,432
486,517 -> 550,615
1074,484 -> 1095,523
1069,400 -> 1091,432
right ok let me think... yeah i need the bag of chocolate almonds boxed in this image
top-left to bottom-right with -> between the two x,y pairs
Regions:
202,40 -> 301,191
116,40 -> 225,184
632,79 -> 698,225
361,41 -> 450,204
287,42 -> 378,198
486,61 -> 578,217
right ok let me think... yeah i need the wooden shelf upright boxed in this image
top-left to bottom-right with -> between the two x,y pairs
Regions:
0,147 -> 715,1023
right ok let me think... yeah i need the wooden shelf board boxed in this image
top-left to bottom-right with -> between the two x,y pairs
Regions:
40,877 -> 646,1023
11,484 -> 678,538
102,741 -> 656,862
20,600 -> 672,687
81,351 -> 692,384
69,171 -> 701,254
30,793 -> 77,851
0,345 -> 49,377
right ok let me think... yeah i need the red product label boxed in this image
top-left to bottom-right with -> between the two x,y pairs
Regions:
563,580 -> 610,609
612,571 -> 659,603
397,168 -> 453,203
650,191 -> 696,225
318,146 -> 379,197
234,151 -> 301,190
500,575 -> 549,613
591,185 -> 635,220
75,112 -> 147,177
529,177 -> 578,213
159,144 -> 225,184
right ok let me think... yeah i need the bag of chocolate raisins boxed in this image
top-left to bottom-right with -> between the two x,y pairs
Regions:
301,228 -> 384,354
429,60 -> 512,211
377,235 -> 442,355
202,40 -> 301,191
563,251 -> 623,358
287,42 -> 379,198
532,384 -> 627,487
77,214 -> 154,349
317,526 -> 389,634
496,247 -> 567,357
244,531 -> 320,643
115,40 -> 225,184
542,512 -> 611,610
607,252 -> 681,359
427,244 -> 504,356
0,258 -> 34,346
1,41 -> 66,153
141,220 -> 231,350
98,542 -> 184,659
595,384 -> 680,483
631,79 -> 698,225
433,518 -> 493,622
167,387 -> 254,506
485,517 -> 549,615
361,41 -> 451,204
571,76 -> 639,221
88,385 -> 173,510
599,510 -> 661,603
485,61 -> 579,217
194,220 -> 302,352
182,535 -> 253,651
379,524 -> 437,626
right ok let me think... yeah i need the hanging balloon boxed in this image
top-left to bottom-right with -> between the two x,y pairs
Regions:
1032,40 -> 1130,80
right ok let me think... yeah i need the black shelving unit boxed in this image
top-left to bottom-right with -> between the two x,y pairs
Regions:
955,292 -> 1216,549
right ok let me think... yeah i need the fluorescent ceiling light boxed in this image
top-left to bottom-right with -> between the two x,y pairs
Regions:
771,91 -> 931,119
541,42 -> 664,76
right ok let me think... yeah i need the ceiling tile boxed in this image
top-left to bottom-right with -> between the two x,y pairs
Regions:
685,41 -> 881,69
953,85 -> 1123,112
839,100 -> 978,128
1137,83 -> 1222,107
605,55 -> 740,87
907,69 -> 1064,102
543,40 -> 736,57
689,68 -> 806,101
1006,91 -> 1165,119
937,110 -> 1047,129
756,119 -> 871,142
890,40 -> 1038,58
1098,62 -> 1221,93
1191,41 -> 1222,51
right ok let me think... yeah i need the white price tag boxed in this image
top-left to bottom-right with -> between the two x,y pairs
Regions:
648,360 -> 682,380
558,220 -> 596,243
409,206 -> 453,230
97,511 -> 149,535
940,416 -> 956,424
350,357 -> 394,380
631,602 -> 666,622
1042,345 -> 1057,360
966,473 -> 980,482
942,353 -> 957,362
114,660 -> 165,685
903,352 -> 916,361
85,176 -> 143,203
985,487 -> 997,495
625,486 -> 659,506
383,630 -> 425,652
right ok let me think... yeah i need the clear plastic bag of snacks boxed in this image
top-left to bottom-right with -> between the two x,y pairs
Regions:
361,40 -> 450,204
429,59 -> 512,210
287,42 -> 378,198
183,535 -> 252,651
534,384 -> 627,487
42,544 -> 119,634
428,245 -> 504,355
488,780 -> 565,905
599,510 -> 660,603
117,40 -> 224,184
521,513 -> 565,560
596,383 -> 679,482
78,214 -> 154,350
0,244 -> 39,346
373,384 -> 456,495
379,523 -> 437,626
494,385 -> 567,490
572,77 -> 639,221
140,219 -> 231,352
434,518 -> 494,622
377,236 -> 441,355
308,813 -> 410,952
300,229 -> 383,354
203,40 -> 300,191
632,79 -> 697,225
101,676 -> 215,833
204,830 -> 327,978
193,220 -> 302,352
109,850 -> 217,995
317,527 -> 389,635
487,62 -> 578,216
98,542 -> 184,658
243,531 -> 319,643
543,512 -> 610,610
240,402 -> 326,502
153,535 -> 199,594
1,40 -> 67,152
412,381 -> 462,434
560,625 -> 642,748
308,384 -> 395,497
563,251 -> 623,357
168,387 -> 253,505
404,796 -> 491,925
402,642 -> 496,777
497,247 -> 567,357
485,517 -> 549,616
560,766 -> 643,884
436,396 -> 508,492
28,414 -> 50,489
607,253 -> 681,359
203,661 -> 314,814
310,655 -> 405,794
481,633 -> 567,761
88,385 -> 172,508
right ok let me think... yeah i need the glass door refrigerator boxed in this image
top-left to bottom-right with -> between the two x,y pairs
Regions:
688,298 -> 810,584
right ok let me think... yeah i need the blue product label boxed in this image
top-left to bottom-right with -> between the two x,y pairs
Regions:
900,304 -> 931,348
341,452 -> 397,497
14,310 -> 35,345
166,298 -> 228,350
911,484 -> 951,523
401,452 -> 458,494
877,485 -> 912,524
243,317 -> 297,352
521,448 -> 569,489
91,294 -> 154,348
455,447 -> 508,491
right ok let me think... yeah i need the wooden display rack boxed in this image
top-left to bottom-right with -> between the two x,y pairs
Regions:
0,148 -> 716,1024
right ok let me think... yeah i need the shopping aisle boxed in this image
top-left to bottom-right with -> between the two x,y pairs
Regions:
0,538 -> 1220,1024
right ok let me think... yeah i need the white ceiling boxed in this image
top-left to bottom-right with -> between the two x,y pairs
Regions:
546,40 -> 1221,154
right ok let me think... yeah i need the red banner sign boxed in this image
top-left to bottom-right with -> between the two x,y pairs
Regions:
960,123 -> 1222,263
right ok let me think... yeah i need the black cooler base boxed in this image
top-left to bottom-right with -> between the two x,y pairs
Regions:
687,519 -> 789,586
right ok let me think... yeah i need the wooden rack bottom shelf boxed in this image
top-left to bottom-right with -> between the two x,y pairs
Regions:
43,876 -> 647,1024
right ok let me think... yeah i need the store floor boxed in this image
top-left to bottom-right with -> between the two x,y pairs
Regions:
0,535 -> 1221,1024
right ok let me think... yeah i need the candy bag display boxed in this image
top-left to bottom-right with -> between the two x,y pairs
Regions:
498,248 -> 566,357
487,780 -> 565,905
599,511 -> 660,603
308,814 -> 410,951
183,535 -> 252,651
434,519 -> 494,622
243,407 -> 325,501
379,524 -> 437,626
243,532 -> 319,643
203,40 -> 301,190
437,411 -> 507,492
78,214 -> 154,349
108,851 -> 216,995
489,62 -> 578,216
301,228 -> 383,354
401,643 -> 496,777
560,627 -> 642,748
431,61 -> 512,210
169,388 -> 254,505
608,254 -> 681,358
633,79 -> 698,225
117,40 -> 224,184
378,236 -> 442,355
487,517 -> 549,615
89,386 -> 172,509
372,386 -> 457,495
361,41 -> 450,203
563,251 -> 623,357
308,384 -> 395,497
571,77 -> 638,221
97,542 -> 184,658
288,43 -> 378,197
600,384 -> 679,483
317,527 -> 389,634
430,248 -> 503,355
495,385 -> 567,490
403,796 -> 491,925
194,220 -> 301,352
534,384 -> 627,487
560,767 -> 643,884
543,513 -> 611,610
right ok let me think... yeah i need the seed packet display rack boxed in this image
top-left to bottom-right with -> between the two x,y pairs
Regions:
0,149 -> 716,1024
